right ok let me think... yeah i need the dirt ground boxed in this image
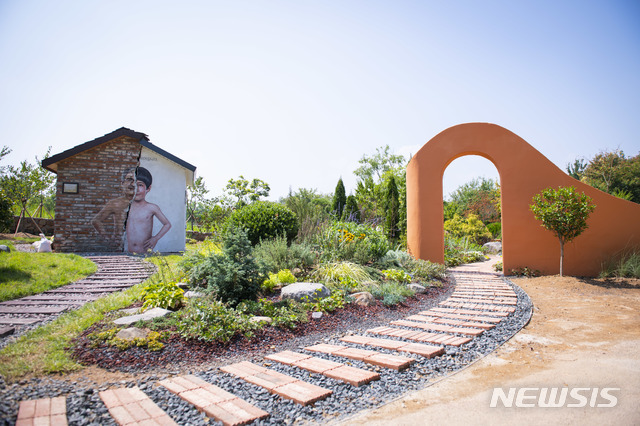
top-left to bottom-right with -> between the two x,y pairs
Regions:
342,265 -> 640,425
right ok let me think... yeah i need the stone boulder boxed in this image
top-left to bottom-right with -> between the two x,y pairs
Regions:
350,291 -> 375,306
483,241 -> 502,254
113,307 -> 171,325
0,245 -> 10,253
281,282 -> 330,303
408,283 -> 427,294
116,327 -> 149,341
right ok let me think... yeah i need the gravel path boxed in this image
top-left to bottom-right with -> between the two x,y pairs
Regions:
0,256 -> 533,426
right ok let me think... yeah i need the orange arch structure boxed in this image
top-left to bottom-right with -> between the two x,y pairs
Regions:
406,123 -> 640,276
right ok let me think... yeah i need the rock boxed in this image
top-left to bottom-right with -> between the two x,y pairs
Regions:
350,291 -> 375,306
113,307 -> 172,325
483,241 -> 502,254
408,283 -> 427,294
184,290 -> 205,298
115,327 -> 149,341
311,312 -> 323,319
280,282 -> 330,303
250,316 -> 273,324
0,245 -> 9,253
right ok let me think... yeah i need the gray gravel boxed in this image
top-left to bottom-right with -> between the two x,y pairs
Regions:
0,275 -> 532,425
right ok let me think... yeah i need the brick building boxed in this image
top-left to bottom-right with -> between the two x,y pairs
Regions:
42,128 -> 196,253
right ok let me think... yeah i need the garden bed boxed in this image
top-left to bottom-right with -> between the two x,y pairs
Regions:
70,282 -> 454,375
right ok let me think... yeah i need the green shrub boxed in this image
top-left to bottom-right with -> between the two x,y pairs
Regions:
600,249 -> 640,278
88,328 -> 168,352
141,280 -> 184,311
262,269 -> 297,293
302,290 -> 347,313
510,267 -> 540,277
313,220 -> 390,264
311,261 -> 374,289
369,281 -> 415,306
494,261 -> 503,272
486,222 -> 501,239
237,298 -> 308,329
183,227 -> 265,306
444,213 -> 492,245
253,235 -> 317,273
0,196 -> 13,233
224,201 -> 298,245
381,269 -> 411,284
176,298 -> 258,343
445,235 -> 486,267
406,258 -> 446,281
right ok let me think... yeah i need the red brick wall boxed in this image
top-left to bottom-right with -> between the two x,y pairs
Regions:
54,137 -> 141,252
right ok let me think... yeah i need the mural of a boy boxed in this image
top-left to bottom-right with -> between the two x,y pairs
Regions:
125,166 -> 172,253
91,168 -> 136,243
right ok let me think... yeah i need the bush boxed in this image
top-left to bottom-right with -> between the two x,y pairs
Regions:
369,281 -> 415,306
141,280 -> 184,311
238,299 -> 308,329
445,235 -> 486,267
377,250 -> 446,282
381,269 -> 411,284
224,201 -> 299,245
183,227 -> 265,306
262,269 -> 296,293
444,214 -> 492,245
0,196 -> 12,233
175,298 -> 257,343
600,249 -> 640,278
486,222 -> 501,240
313,220 -> 390,264
311,261 -> 374,289
253,235 -> 317,273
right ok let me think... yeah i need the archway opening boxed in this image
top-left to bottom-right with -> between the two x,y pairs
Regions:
442,155 -> 502,264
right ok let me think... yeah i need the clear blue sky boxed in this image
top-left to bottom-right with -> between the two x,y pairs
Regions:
1,0 -> 639,200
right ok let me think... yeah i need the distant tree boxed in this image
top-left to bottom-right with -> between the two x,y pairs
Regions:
530,186 -> 596,276
384,175 -> 400,245
566,158 -> 587,180
281,188 -> 332,242
581,150 -> 640,203
332,178 -> 346,218
2,148 -> 55,234
186,176 -> 209,231
0,146 -> 13,232
342,195 -> 361,222
223,176 -> 270,208
446,178 -> 500,223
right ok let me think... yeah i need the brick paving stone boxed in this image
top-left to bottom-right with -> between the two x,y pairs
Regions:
293,356 -> 343,374
304,344 -> 414,370
100,386 -> 177,426
323,365 -> 380,386
159,376 -> 267,425
420,310 -> 502,323
430,306 -> 510,317
221,361 -> 332,405
264,350 -> 312,365
0,325 -> 14,337
366,326 -> 471,347
17,397 -> 68,426
340,335 -> 444,358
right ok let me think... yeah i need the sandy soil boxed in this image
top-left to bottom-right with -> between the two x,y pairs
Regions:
342,265 -> 640,425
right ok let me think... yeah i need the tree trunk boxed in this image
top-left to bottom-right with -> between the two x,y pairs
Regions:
559,239 -> 564,277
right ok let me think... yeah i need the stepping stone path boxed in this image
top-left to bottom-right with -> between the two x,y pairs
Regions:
0,255 -> 156,335
14,265 -> 522,425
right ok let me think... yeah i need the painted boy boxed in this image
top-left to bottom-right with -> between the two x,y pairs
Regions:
125,166 -> 172,253
91,168 -> 137,244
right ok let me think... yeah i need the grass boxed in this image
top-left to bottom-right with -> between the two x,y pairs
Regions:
0,254 -> 182,382
600,250 -> 640,278
0,283 -> 145,381
0,252 -> 97,302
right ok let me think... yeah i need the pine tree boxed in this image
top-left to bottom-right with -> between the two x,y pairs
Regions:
385,175 -> 400,245
332,178 -> 347,218
342,195 -> 361,222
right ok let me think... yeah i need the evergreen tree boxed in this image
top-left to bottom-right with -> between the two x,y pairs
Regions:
342,195 -> 361,222
332,178 -> 347,218
385,175 -> 400,245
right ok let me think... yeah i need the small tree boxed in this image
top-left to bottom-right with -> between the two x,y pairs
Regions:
186,176 -> 209,231
384,175 -> 400,245
530,186 -> 596,276
332,178 -> 346,218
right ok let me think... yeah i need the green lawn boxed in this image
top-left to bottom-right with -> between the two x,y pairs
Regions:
0,253 -> 182,381
0,250 -> 97,302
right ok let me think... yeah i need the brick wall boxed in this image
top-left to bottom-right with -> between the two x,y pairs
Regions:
54,137 -> 141,252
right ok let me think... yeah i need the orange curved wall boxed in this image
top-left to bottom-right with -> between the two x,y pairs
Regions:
406,123 -> 640,276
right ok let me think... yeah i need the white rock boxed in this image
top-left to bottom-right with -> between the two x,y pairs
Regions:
483,241 -> 502,254
113,307 -> 171,325
350,291 -> 375,306
281,282 -> 330,303
408,283 -> 427,294
115,327 -> 149,341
